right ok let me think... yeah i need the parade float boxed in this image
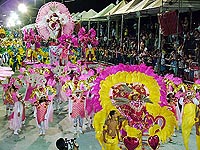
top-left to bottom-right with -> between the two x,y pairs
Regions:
92,64 -> 177,150
35,1 -> 74,65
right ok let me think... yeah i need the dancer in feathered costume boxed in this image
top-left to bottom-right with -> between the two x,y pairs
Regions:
29,72 -> 55,136
23,28 -> 41,62
2,77 -> 21,117
164,74 -> 183,127
78,27 -> 98,60
52,65 -> 70,110
3,85 -> 14,117
180,82 -> 200,150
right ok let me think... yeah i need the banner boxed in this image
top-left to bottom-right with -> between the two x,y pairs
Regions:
158,11 -> 182,36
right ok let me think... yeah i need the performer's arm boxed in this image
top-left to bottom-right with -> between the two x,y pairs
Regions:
195,106 -> 200,136
103,121 -> 108,143
116,124 -> 120,141
68,97 -> 73,115
17,102 -> 21,117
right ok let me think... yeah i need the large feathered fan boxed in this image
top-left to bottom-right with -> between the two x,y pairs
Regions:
36,2 -> 74,40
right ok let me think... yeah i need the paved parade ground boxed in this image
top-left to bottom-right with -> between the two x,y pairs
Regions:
0,81 -> 198,150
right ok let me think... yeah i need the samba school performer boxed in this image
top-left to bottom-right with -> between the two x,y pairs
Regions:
68,89 -> 86,134
31,79 -> 55,136
2,78 -> 21,118
2,85 -> 14,117
178,83 -> 200,150
9,93 -> 26,135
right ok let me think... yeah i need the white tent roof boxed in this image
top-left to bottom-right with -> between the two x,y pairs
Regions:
113,0 -> 142,15
104,0 -> 127,16
90,3 -> 115,19
163,0 -> 200,11
81,9 -> 97,21
71,13 -> 75,17
127,0 -> 155,13
143,0 -> 200,12
73,11 -> 87,21
72,12 -> 80,21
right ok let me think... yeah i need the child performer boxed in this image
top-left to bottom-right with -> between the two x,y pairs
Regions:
9,93 -> 26,135
69,90 -> 86,134
3,86 -> 14,117
34,87 -> 53,136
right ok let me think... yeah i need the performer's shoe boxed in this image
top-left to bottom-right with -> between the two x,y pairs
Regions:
39,132 -> 43,136
79,128 -> 83,134
14,131 -> 19,135
39,129 -> 43,136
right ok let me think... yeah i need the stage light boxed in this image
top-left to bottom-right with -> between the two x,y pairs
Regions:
18,3 -> 28,13
16,20 -> 22,25
10,12 -> 18,20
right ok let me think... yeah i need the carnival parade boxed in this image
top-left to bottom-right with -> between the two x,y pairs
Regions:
0,0 -> 199,150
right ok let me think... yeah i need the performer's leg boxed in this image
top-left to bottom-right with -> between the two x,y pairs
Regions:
38,123 -> 42,135
41,121 -> 45,135
78,116 -> 83,133
9,104 -> 14,116
5,104 -> 9,116
89,116 -> 94,128
73,117 -> 78,134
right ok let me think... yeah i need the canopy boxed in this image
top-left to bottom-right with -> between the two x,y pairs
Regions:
143,0 -> 200,13
113,0 -> 142,15
104,0 -> 127,16
71,13 -> 75,17
127,0 -> 155,13
72,12 -> 80,21
73,11 -> 87,21
163,0 -> 200,11
90,3 -> 115,19
81,9 -> 97,21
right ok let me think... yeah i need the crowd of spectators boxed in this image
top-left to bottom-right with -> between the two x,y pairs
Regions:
94,16 -> 200,82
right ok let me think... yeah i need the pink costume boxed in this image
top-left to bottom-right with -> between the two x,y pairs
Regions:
9,100 -> 25,135
24,83 -> 35,101
70,96 -> 85,119
11,92 -> 18,102
69,93 -> 86,133
34,100 -> 53,135
36,102 -> 48,124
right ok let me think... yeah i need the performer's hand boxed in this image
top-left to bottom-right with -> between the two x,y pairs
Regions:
103,138 -> 107,143
196,129 -> 200,136
18,112 -> 20,117
118,137 -> 122,142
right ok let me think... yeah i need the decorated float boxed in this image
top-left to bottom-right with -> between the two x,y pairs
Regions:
92,64 -> 178,150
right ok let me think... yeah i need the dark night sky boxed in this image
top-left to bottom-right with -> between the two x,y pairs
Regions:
0,0 -> 120,14
0,0 -> 123,25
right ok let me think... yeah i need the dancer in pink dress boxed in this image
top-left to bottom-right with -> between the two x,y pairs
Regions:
32,85 -> 54,136
34,95 -> 51,136
9,94 -> 26,135
69,90 -> 86,134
